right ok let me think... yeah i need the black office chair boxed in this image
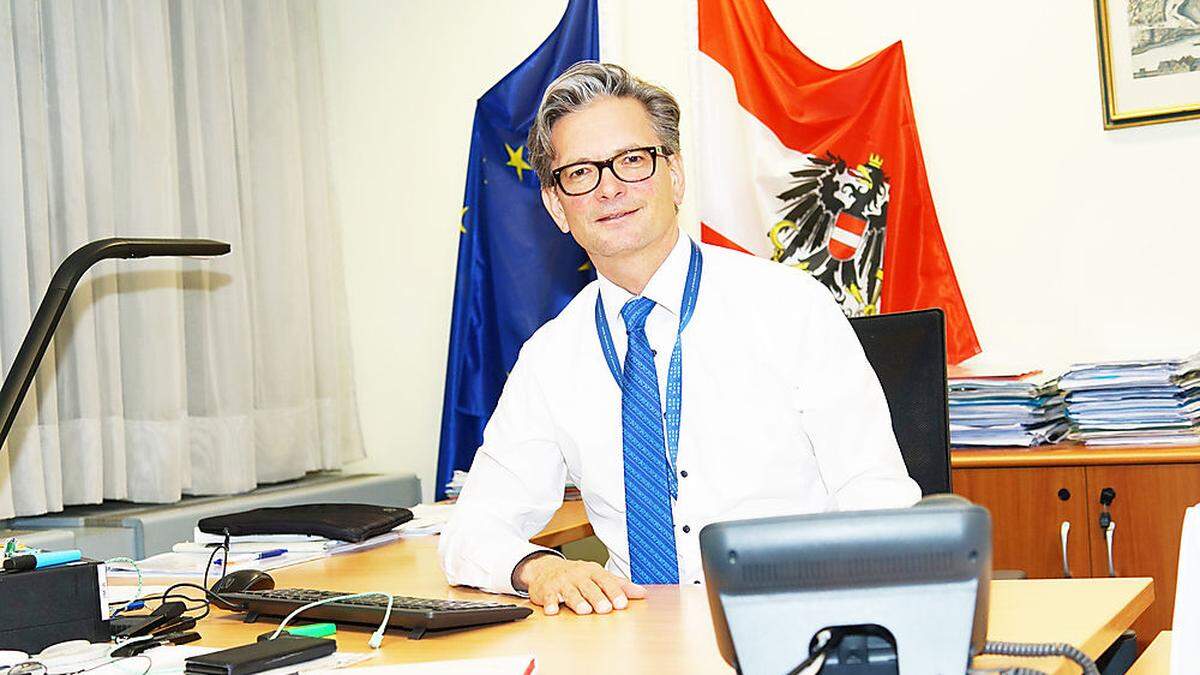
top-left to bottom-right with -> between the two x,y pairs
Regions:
848,308 -> 951,495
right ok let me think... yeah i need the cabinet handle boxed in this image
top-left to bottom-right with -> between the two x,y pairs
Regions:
1104,520 -> 1116,577
1060,521 -> 1071,578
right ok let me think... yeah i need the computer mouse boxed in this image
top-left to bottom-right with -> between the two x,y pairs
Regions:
209,569 -> 275,610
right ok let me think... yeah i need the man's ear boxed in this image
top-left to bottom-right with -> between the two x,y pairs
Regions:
541,187 -> 571,234
668,153 -> 685,207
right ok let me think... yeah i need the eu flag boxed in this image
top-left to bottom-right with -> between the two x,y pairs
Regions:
436,0 -> 598,499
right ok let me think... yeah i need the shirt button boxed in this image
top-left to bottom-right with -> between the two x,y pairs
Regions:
693,580 -> 702,585
651,349 -> 657,356
682,525 -> 691,534
679,470 -> 688,478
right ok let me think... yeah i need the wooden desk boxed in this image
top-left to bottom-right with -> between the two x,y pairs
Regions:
1128,630 -> 1171,675
183,537 -> 1152,674
529,500 -> 592,549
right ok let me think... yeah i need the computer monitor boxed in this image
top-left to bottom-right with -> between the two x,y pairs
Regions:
699,495 -> 992,674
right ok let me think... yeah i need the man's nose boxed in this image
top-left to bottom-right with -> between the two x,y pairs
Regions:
594,165 -> 625,200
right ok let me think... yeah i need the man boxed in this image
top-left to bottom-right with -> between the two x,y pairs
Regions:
439,62 -> 919,617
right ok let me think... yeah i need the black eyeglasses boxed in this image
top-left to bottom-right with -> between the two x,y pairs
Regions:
551,146 -> 671,196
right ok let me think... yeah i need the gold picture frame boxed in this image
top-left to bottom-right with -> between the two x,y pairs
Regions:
1094,0 -> 1200,129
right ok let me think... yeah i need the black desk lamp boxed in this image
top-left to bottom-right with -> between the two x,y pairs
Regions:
0,237 -> 231,452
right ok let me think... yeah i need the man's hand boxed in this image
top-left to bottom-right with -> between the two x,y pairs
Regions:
516,554 -> 647,616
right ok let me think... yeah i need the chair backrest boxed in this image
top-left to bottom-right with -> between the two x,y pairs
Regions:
848,308 -> 951,495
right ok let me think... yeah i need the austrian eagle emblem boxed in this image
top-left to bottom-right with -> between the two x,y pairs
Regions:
769,152 -> 889,316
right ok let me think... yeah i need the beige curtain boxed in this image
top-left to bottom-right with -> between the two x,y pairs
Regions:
0,0 -> 364,518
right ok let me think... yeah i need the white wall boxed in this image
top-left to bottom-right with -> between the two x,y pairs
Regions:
318,1 -> 1200,499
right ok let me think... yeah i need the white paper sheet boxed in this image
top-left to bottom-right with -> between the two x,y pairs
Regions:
307,655 -> 536,675
1170,503 -> 1199,674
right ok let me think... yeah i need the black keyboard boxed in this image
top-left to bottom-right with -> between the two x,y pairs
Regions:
223,588 -> 533,639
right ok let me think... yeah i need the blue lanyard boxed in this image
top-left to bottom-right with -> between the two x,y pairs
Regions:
594,239 -> 702,500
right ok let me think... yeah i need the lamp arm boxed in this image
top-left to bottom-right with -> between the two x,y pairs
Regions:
0,237 -> 231,451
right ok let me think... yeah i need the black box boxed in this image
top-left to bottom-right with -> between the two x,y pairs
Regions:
0,560 -> 109,651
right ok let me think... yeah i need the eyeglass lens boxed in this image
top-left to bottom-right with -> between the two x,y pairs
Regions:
558,148 -> 657,195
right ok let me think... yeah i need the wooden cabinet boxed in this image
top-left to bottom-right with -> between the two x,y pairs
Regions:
953,466 -> 1090,578
951,447 -> 1200,648
1084,464 -> 1200,649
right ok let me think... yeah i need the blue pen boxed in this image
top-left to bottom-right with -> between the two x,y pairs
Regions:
254,548 -> 288,560
214,548 -> 288,566
2,549 -> 82,572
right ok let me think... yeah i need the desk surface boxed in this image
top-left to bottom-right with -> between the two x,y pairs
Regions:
1129,631 -> 1172,675
528,500 -> 592,548
182,537 -> 1153,674
951,444 -> 1200,468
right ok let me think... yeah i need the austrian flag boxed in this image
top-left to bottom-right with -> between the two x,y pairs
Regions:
695,0 -> 980,364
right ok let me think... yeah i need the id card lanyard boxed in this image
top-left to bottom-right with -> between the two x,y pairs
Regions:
594,239 -> 702,500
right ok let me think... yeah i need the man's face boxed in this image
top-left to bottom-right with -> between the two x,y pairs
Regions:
541,96 -> 684,262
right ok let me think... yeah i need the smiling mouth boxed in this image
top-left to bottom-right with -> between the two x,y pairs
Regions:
596,207 -> 639,224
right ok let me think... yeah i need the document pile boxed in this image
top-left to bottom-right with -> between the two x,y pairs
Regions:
108,505 -> 452,577
948,372 -> 1068,447
444,470 -> 581,501
1060,353 -> 1200,447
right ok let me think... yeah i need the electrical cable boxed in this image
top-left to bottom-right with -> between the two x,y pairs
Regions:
5,651 -> 153,675
267,592 -> 395,649
140,532 -> 229,624
81,654 -> 152,675
979,640 -> 1099,675
153,585 -> 219,622
784,628 -> 842,675
109,590 -> 210,646
202,531 -> 229,593
104,557 -> 142,613
964,662 -> 1051,667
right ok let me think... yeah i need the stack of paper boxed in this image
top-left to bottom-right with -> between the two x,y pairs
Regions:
109,528 -> 407,578
108,548 -> 327,578
444,470 -> 580,501
1061,353 -> 1200,447
948,372 -> 1068,447
444,470 -> 468,499
395,503 -> 456,536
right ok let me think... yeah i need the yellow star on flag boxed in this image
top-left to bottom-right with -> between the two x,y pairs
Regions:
504,143 -> 533,182
459,206 -> 468,234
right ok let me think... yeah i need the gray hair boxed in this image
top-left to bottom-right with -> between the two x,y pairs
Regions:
527,62 -> 681,187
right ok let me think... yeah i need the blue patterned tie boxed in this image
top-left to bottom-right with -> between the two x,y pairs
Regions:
620,297 -> 679,584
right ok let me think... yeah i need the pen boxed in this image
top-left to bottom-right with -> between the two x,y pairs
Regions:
214,548 -> 288,566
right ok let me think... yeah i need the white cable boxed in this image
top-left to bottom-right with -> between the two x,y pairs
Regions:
105,557 -> 142,611
267,592 -> 395,649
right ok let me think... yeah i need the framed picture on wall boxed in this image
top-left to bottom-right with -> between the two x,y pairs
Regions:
1094,0 -> 1200,129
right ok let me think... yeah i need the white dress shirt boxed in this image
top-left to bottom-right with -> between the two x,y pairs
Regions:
439,231 -> 920,594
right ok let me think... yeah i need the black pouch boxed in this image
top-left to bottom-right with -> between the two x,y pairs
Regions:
183,636 -> 335,675
197,503 -> 413,543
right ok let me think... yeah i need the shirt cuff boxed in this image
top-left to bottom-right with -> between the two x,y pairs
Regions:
504,545 -> 565,597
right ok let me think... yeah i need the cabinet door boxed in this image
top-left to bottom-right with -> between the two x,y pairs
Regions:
953,467 -> 1090,578
1085,463 -> 1200,647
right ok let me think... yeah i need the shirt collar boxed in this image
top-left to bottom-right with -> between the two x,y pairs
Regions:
596,230 -> 691,326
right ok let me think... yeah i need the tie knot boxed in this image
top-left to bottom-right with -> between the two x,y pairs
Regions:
620,297 -> 656,332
